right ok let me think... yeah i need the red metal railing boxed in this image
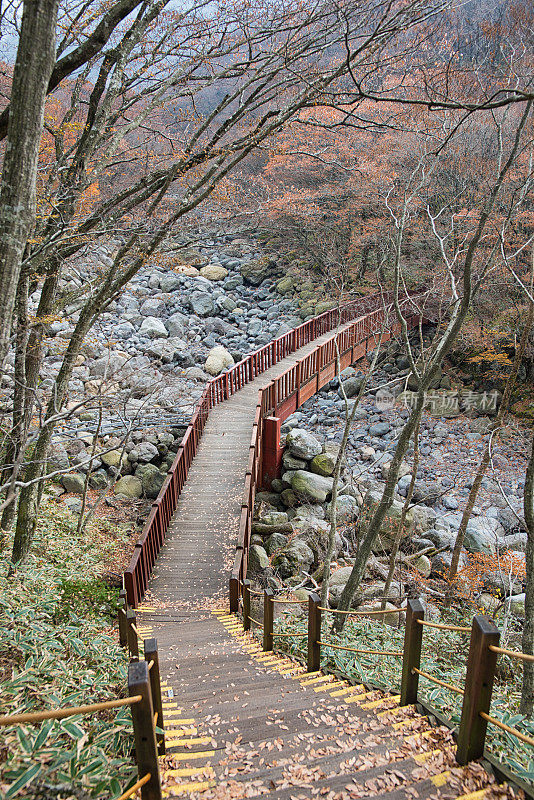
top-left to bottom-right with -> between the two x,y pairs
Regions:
124,291 -> 422,606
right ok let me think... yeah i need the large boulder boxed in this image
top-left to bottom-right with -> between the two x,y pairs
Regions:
310,452 -> 336,477
140,298 -> 165,316
61,473 -> 86,494
139,317 -> 168,339
101,449 -> 123,468
464,516 -> 506,554
204,346 -> 235,376
200,264 -> 228,281
327,494 -> 359,522
248,544 -> 270,572
273,539 -> 314,578
240,256 -> 273,285
47,442 -> 70,473
189,291 -> 214,317
114,475 -> 142,498
166,312 -> 188,337
90,352 -> 127,378
286,428 -> 322,460
338,376 -> 363,399
159,272 -> 181,292
291,470 -> 334,503
264,532 -> 288,556
140,464 -> 166,499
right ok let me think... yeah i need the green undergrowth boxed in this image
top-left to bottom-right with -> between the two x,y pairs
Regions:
0,501 -> 137,799
269,609 -> 534,786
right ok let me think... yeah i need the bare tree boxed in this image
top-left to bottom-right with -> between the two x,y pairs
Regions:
332,101 -> 534,631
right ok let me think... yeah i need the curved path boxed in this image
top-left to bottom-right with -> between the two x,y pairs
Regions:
135,328 -> 506,800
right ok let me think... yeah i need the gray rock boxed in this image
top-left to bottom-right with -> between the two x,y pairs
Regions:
282,451 -> 307,471
129,441 -> 159,463
166,312 -> 188,337
140,464 -> 166,499
159,273 -> 181,292
369,422 -> 390,437
338,376 -> 363,398
114,475 -> 142,498
327,494 -> 359,522
260,511 -> 289,526
204,345 -> 234,376
90,352 -> 127,378
138,317 -> 168,339
264,532 -> 288,555
504,531 -> 528,552
273,539 -> 314,578
140,297 -> 165,316
60,473 -> 86,494
291,470 -> 334,503
248,544 -> 270,572
286,428 -> 322,460
115,321 -> 136,339
190,292 -> 214,317
464,516 -> 506,554
47,442 -> 70,473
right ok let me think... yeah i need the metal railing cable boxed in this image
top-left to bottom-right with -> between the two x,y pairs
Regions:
411,668 -> 464,695
117,773 -> 152,800
0,695 -> 143,727
317,641 -> 403,657
480,712 -> 534,747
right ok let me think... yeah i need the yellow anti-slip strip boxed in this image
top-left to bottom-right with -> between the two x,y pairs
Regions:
414,749 -> 441,764
330,685 -> 365,697
431,771 -> 450,787
378,704 -> 413,718
361,694 -> 400,709
456,791 -> 488,800
169,750 -> 215,762
293,670 -> 321,679
300,675 -> 335,686
166,767 -> 215,778
166,736 -> 212,747
166,727 -> 197,736
163,780 -> 215,796
344,691 -> 377,704
314,681 -> 346,692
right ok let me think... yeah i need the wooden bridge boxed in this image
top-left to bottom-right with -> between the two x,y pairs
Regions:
120,292 -> 529,800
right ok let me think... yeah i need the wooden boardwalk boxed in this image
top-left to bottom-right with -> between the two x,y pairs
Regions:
136,332 -> 507,799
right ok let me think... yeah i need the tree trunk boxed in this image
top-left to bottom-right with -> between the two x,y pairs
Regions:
521,431 -> 534,716
0,0 -> 59,371
333,391 -> 425,632
380,413 -> 421,609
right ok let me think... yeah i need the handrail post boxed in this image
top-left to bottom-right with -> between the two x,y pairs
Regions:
263,588 -> 274,651
127,608 -> 139,661
144,638 -> 165,755
229,576 -> 239,613
456,615 -> 500,765
243,579 -> 251,632
307,593 -> 321,672
118,589 -> 128,647
400,598 -> 424,706
128,660 -> 162,800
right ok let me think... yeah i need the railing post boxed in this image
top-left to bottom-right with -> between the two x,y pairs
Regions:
118,590 -> 128,647
127,608 -> 139,661
263,588 -> 274,651
229,576 -> 239,613
128,660 -> 162,800
400,598 -> 424,706
144,638 -> 165,755
243,579 -> 251,632
456,615 -> 500,765
307,592 -> 321,672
